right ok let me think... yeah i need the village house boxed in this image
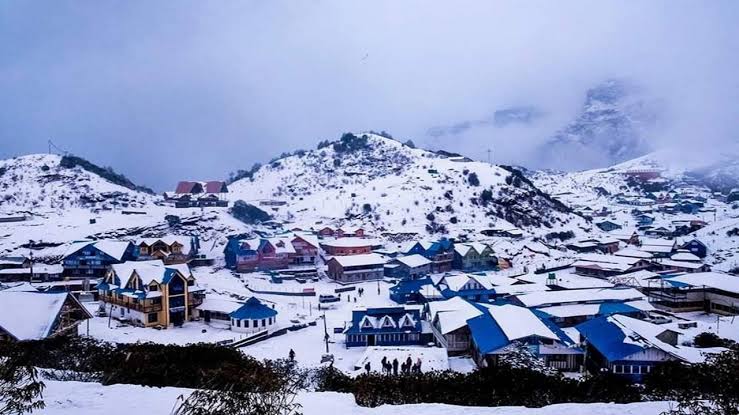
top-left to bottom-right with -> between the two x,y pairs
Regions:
224,237 -> 293,272
468,303 -> 584,371
0,289 -> 92,341
639,238 -> 677,258
572,253 -> 652,278
0,264 -> 63,283
576,314 -> 718,382
136,236 -> 198,265
567,238 -> 620,254
646,272 -> 739,315
611,231 -> 640,246
595,220 -> 622,232
384,254 -> 432,280
344,306 -> 426,347
681,239 -> 708,258
97,260 -> 204,328
62,240 -> 137,279
428,297 -> 483,354
165,181 -> 229,208
320,237 -> 374,256
452,242 -> 498,271
326,253 -> 386,283
404,239 -> 455,273
655,259 -> 711,274
435,273 -> 497,302
512,287 -> 647,310
195,296 -> 279,334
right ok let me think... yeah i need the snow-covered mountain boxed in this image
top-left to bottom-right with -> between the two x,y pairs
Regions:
228,133 -> 585,237
0,154 -> 248,258
535,79 -> 660,171
0,154 -> 156,214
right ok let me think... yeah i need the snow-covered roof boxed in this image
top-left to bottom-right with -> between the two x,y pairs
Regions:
667,272 -> 739,294
536,300 -> 654,319
427,297 -> 482,334
110,260 -> 191,287
329,253 -> 386,268
516,271 -> 613,290
197,297 -> 243,314
394,254 -> 431,268
482,303 -> 558,342
671,251 -> 701,262
515,288 -> 645,308
138,235 -> 193,255
658,260 -> 707,270
615,248 -> 653,259
440,274 -> 494,292
0,291 -> 87,340
641,238 -> 676,247
64,240 -> 132,260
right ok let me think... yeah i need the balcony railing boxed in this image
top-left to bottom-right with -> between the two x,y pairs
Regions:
100,294 -> 163,313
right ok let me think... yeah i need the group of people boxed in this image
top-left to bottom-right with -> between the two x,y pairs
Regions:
364,355 -> 423,375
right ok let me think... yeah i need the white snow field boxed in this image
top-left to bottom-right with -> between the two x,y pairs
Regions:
39,380 -> 673,415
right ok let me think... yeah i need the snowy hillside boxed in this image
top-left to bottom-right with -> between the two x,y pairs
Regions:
0,154 -> 250,259
228,133 -> 585,237
536,79 -> 660,171
0,154 -> 156,214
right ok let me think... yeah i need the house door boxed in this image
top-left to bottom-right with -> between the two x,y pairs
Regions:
203,310 -> 211,323
170,310 -> 185,327
367,335 -> 375,346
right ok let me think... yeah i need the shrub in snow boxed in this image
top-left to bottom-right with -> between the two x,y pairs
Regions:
467,172 -> 480,186
230,200 -> 271,224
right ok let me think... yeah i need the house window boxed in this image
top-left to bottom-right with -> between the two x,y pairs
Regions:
236,320 -> 241,327
262,319 -> 266,327
147,313 -> 158,323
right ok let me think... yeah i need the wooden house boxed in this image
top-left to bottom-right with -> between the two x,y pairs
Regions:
405,239 -> 455,273
326,254 -> 385,283
681,239 -> 707,259
137,236 -> 198,264
97,261 -> 204,328
384,254 -> 431,280
595,220 -> 622,232
320,238 -> 373,256
62,240 -> 136,279
0,290 -> 92,341
453,243 -> 497,271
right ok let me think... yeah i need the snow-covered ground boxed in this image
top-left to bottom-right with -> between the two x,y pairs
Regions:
38,380 -> 674,415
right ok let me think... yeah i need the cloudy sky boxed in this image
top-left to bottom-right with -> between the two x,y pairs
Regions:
1,1 -> 737,190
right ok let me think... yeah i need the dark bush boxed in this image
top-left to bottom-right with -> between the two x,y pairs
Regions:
333,133 -> 369,153
693,332 -> 734,348
230,200 -> 271,224
468,172 -> 480,186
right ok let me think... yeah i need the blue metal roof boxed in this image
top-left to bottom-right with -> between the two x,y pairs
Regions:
230,297 -> 278,320
467,312 -> 509,354
598,302 -> 640,316
576,316 -> 643,362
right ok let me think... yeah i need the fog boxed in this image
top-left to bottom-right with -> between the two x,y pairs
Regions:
0,1 -> 737,190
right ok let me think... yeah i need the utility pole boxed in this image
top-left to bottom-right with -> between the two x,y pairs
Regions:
28,245 -> 34,283
486,149 -> 492,164
322,311 -> 330,354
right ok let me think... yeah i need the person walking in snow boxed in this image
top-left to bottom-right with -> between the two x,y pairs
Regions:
364,361 -> 371,374
392,358 -> 399,376
416,357 -> 422,373
288,349 -> 295,362
381,356 -> 388,373
405,355 -> 412,371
